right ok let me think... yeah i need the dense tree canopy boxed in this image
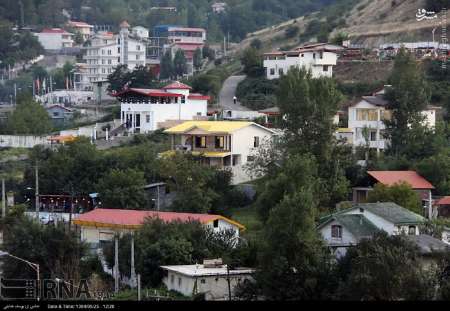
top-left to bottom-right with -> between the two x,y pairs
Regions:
5,97 -> 53,135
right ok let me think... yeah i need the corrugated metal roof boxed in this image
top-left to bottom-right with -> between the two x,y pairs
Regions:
73,208 -> 245,230
368,171 -> 434,189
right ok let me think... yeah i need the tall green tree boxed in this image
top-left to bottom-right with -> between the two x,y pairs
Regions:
251,155 -> 336,300
95,168 -> 147,210
5,98 -> 53,135
367,182 -> 423,214
384,48 -> 430,158
335,232 -> 436,300
240,47 -> 263,77
160,51 -> 174,80
193,47 -> 203,71
173,49 -> 188,78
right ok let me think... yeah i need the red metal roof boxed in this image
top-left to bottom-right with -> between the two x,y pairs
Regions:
188,93 -> 210,100
368,171 -> 434,190
113,88 -> 182,97
41,28 -> 71,34
72,208 -> 245,229
437,196 -> 450,205
162,81 -> 193,90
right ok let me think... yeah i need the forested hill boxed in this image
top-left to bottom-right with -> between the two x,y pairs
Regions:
0,0 -> 340,42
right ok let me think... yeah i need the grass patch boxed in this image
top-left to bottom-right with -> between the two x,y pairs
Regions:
230,204 -> 263,240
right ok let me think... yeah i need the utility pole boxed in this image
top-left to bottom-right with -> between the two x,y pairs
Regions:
18,0 -> 25,29
14,83 -> 17,106
137,274 -> 141,301
2,179 -> 6,218
35,162 -> 39,221
130,234 -> 137,287
226,263 -> 231,301
223,36 -> 227,57
114,236 -> 119,293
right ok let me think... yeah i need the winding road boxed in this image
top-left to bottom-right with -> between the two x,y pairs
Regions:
218,75 -> 250,111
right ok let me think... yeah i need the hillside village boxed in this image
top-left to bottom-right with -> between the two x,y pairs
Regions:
0,0 -> 449,304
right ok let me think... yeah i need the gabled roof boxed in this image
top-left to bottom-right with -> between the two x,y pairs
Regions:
162,81 -> 193,90
68,21 -> 94,28
164,121 -> 274,135
437,196 -> 450,205
46,104 -> 73,112
318,214 -> 380,241
355,202 -> 426,225
368,171 -> 434,190
361,95 -> 389,107
406,235 -> 450,254
319,202 -> 426,227
73,208 -> 245,230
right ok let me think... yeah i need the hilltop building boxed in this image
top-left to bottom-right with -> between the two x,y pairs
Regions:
263,43 -> 342,80
34,28 -> 74,51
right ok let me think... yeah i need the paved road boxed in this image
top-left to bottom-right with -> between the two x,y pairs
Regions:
218,75 -> 250,111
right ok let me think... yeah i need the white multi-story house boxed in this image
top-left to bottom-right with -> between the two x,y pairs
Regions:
67,21 -> 94,41
115,81 -> 209,133
212,2 -> 227,14
80,21 -> 146,90
167,27 -> 206,44
347,92 -> 437,152
263,43 -> 342,80
163,120 -> 276,184
34,28 -> 74,50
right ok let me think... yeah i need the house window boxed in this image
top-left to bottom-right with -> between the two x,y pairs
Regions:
323,65 -> 329,72
408,226 -> 416,235
213,219 -> 219,228
102,50 -> 105,55
108,59 -> 112,65
270,68 -> 275,75
331,225 -> 342,238
118,47 -> 120,53
369,130 -> 377,141
195,136 -> 206,148
254,136 -> 260,148
136,55 -> 140,60
137,45 -> 141,51
178,277 -> 182,287
313,53 -> 316,59
356,109 -> 378,121
278,68 -> 284,76
53,112 -> 59,117
146,115 -> 150,123
181,96 -> 186,104
215,136 -> 224,149
200,279 -> 206,284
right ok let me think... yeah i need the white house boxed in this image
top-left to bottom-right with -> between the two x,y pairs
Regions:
161,259 -> 254,300
115,81 -> 209,133
211,2 -> 227,14
347,94 -> 437,152
163,120 -> 276,184
263,43 -> 342,80
318,202 -> 426,258
72,208 -> 245,246
67,21 -> 94,41
34,28 -> 74,50
79,21 -> 146,90
132,26 -> 150,39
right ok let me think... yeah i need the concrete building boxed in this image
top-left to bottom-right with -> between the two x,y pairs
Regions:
161,260 -> 254,300
346,92 -> 437,152
263,43 -> 342,80
34,28 -> 74,50
67,21 -> 94,41
79,21 -> 146,91
163,120 -> 275,184
45,104 -> 74,127
115,81 -> 209,133
72,208 -> 245,246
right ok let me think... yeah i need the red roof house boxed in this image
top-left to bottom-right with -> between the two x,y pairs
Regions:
73,208 -> 245,230
367,171 -> 434,190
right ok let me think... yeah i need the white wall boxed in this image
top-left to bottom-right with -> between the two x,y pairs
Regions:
121,98 -> 207,133
35,33 -> 74,50
232,125 -> 273,166
0,135 -> 50,148
264,51 -> 337,80
320,219 -> 358,246
162,271 -> 252,300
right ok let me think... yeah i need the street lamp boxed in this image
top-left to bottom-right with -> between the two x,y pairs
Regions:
0,250 -> 40,301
